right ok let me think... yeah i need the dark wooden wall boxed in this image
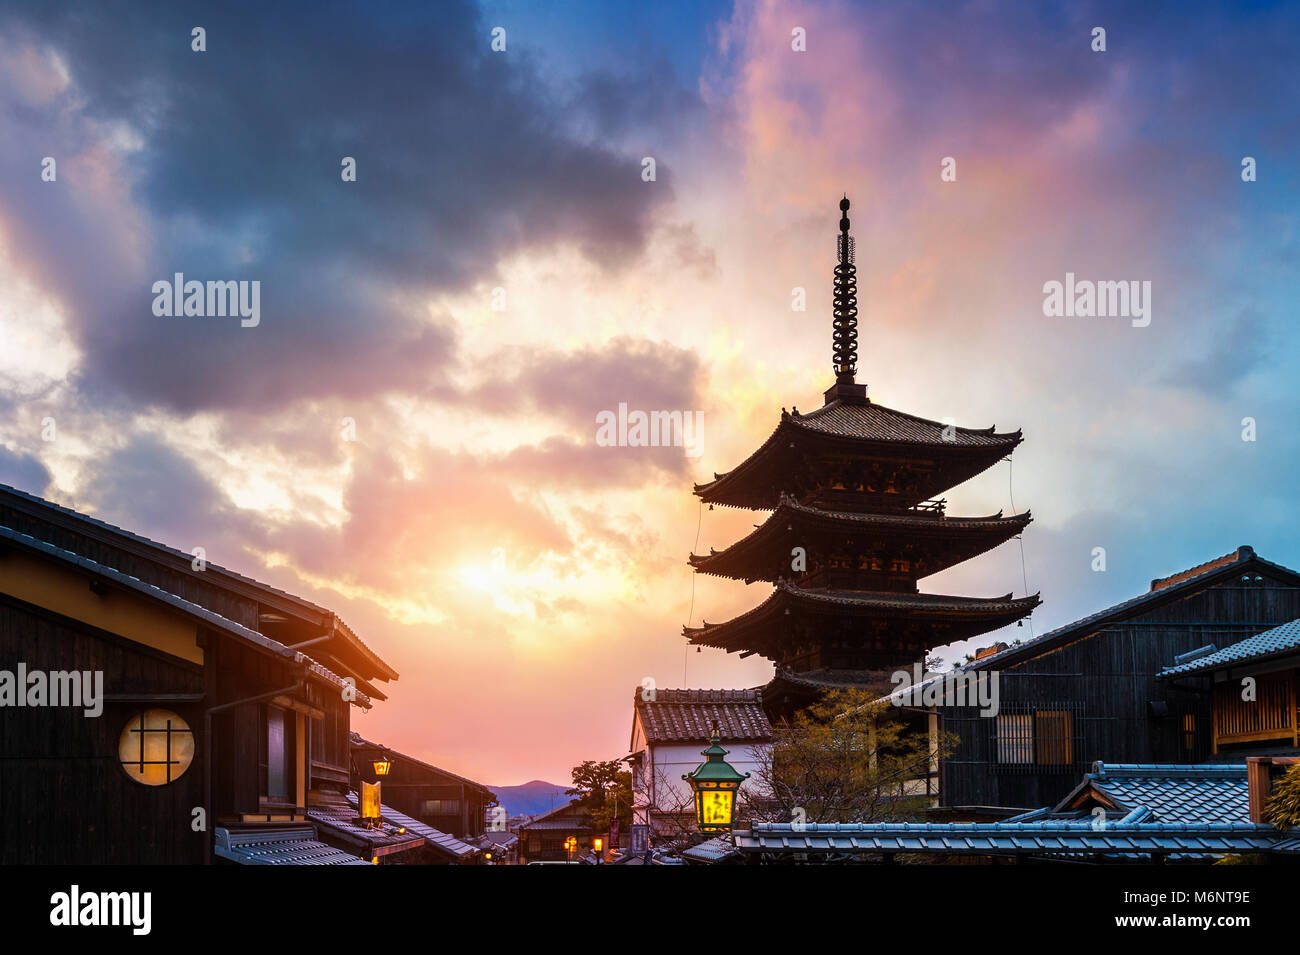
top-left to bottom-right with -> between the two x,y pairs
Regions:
939,571 -> 1300,810
207,633 -> 354,817
0,594 -> 206,864
310,686 -> 352,795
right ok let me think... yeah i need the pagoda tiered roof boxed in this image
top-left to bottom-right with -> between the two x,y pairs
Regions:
688,494 -> 1031,583
683,196 -> 1038,684
694,395 -> 1022,510
683,580 -> 1040,668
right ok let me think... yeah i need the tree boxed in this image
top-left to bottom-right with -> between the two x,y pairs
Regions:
1266,763 -> 1300,831
567,760 -> 632,833
752,688 -> 955,825
1216,765 -> 1300,865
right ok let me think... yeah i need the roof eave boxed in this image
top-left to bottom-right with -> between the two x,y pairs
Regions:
970,552 -> 1300,672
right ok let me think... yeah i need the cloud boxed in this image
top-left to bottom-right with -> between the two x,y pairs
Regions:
260,444 -> 572,592
1163,307 -> 1271,392
469,336 -> 704,424
0,447 -> 51,495
79,434 -> 260,561
0,0 -> 677,413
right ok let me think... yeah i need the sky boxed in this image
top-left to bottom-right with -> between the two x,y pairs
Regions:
1,0 -> 1298,784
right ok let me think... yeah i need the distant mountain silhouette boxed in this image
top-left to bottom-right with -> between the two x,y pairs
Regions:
491,780 -> 571,817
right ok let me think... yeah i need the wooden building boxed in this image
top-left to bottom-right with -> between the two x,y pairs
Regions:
0,483 -> 398,864
350,732 -> 497,841
1159,617 -> 1300,758
933,546 -> 1300,813
473,829 -> 519,865
687,197 -> 1038,724
628,688 -> 771,845
517,799 -> 593,864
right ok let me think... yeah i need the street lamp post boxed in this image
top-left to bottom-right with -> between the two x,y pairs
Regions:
683,724 -> 749,834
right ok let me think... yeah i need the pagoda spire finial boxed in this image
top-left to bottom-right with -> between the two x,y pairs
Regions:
833,195 -> 858,385
837,196 -> 857,387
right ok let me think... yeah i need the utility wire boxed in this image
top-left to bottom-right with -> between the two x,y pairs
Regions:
1008,456 -> 1034,638
684,499 -> 703,685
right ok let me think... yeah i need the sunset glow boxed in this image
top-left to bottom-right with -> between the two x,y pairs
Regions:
2,0 -> 1298,788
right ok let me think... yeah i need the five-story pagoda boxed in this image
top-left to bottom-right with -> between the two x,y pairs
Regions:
685,197 -> 1039,715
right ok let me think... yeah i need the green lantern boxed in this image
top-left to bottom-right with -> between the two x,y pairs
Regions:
683,725 -> 749,833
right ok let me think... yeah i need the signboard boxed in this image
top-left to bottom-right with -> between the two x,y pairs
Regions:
359,780 -> 381,821
630,824 -> 648,854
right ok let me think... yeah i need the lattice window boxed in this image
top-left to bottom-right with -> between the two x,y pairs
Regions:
1214,672 -> 1296,747
993,703 -> 1082,774
995,713 -> 1033,764
421,799 -> 462,816
118,709 -> 195,786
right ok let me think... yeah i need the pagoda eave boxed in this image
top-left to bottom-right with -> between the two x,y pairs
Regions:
683,583 -> 1041,660
688,499 -> 1032,583
694,403 -> 1023,510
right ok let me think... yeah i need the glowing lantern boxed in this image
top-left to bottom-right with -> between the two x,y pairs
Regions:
682,725 -> 748,833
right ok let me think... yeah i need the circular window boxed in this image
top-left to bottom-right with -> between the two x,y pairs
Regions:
118,709 -> 195,786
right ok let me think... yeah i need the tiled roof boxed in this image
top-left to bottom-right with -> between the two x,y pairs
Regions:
0,482 -> 330,617
965,545 -> 1300,672
634,688 -> 773,744
1057,762 -> 1250,824
306,802 -> 427,855
733,821 -> 1283,857
214,826 -> 373,866
518,817 -> 593,832
1151,551 -> 1241,591
735,761 -> 1282,859
0,482 -> 397,683
344,792 -> 477,860
1160,619 -> 1300,678
474,831 -> 519,852
680,836 -> 743,864
518,798 -> 591,831
0,524 -> 371,706
693,400 -> 1022,508
790,398 -> 1020,448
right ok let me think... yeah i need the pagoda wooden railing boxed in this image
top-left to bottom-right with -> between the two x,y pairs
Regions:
910,499 -> 946,517
1213,669 -> 1298,752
